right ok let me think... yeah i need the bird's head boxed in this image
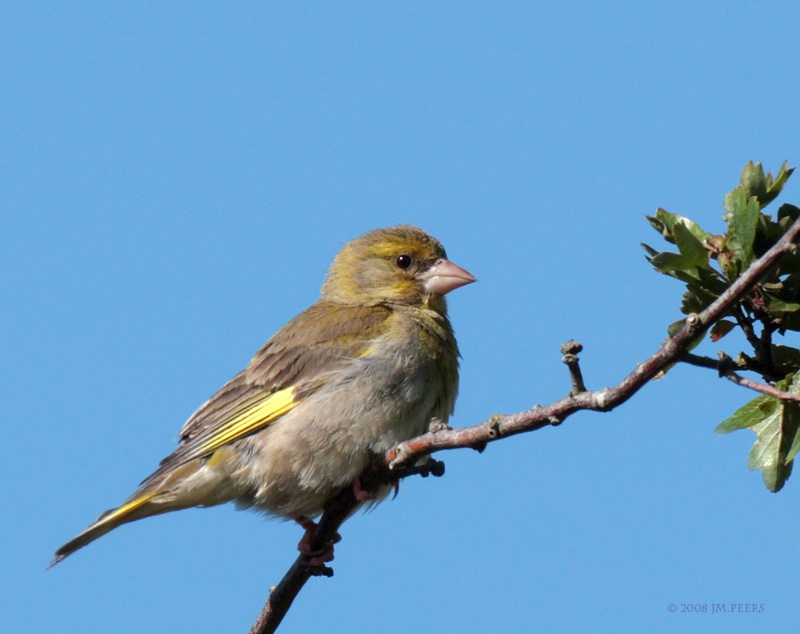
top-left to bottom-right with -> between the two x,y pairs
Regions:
322,225 -> 476,308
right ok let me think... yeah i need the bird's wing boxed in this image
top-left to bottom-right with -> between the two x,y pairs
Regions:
150,302 -> 393,475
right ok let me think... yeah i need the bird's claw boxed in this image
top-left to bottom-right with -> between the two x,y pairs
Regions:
295,516 -> 340,567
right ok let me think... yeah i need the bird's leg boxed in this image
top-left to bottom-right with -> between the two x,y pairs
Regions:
351,476 -> 374,502
294,516 -> 340,566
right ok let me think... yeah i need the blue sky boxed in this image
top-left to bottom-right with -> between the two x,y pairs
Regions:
4,2 -> 800,633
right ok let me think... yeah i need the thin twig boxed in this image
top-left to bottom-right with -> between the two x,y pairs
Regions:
560,340 -> 586,394
735,305 -> 762,353
251,215 -> 800,634
681,352 -> 800,402
726,371 -> 800,401
678,352 -> 721,371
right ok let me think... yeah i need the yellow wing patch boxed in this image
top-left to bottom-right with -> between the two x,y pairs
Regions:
194,386 -> 298,458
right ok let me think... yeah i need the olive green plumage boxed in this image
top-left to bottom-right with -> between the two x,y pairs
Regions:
52,225 -> 475,566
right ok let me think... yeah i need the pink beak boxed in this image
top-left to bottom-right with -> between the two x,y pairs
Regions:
422,259 -> 477,295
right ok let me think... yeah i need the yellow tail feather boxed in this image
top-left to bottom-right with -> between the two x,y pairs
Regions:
48,492 -> 156,569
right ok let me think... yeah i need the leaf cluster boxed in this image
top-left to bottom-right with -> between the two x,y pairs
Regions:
644,162 -> 800,491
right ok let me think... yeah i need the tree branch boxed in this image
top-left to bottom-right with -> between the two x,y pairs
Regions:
387,214 -> 800,468
250,214 -> 800,634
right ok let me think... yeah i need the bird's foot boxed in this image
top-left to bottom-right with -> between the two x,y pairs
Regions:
295,516 -> 340,567
352,475 -> 385,502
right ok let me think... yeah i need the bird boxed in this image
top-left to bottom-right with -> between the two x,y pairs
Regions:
51,225 -> 475,567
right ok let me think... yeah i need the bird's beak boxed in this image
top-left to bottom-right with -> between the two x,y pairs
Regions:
421,259 -> 477,295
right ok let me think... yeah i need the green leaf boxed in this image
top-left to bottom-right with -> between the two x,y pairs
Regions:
646,215 -> 669,241
649,251 -> 695,273
763,285 -> 800,320
763,161 -> 794,207
666,317 -> 705,346
746,377 -> 800,492
657,318 -> 705,379
641,243 -> 660,258
780,311 -> 800,333
723,187 -> 760,273
715,395 -> 777,434
710,320 -> 736,342
753,214 -> 785,257
673,221 -> 709,266
695,266 -> 728,296
740,161 -> 769,203
748,409 -> 796,492
680,282 -> 718,315
765,298 -> 800,316
667,318 -> 685,337
787,425 -> 800,463
772,345 -> 800,375
670,269 -> 701,285
777,203 -> 800,224
717,250 -> 737,279
652,208 -> 713,244
739,161 -> 794,207
717,373 -> 800,492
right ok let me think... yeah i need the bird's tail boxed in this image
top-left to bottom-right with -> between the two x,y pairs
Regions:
49,454 -> 238,568
48,491 -> 161,569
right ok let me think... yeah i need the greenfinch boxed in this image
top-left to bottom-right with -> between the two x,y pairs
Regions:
52,225 -> 475,566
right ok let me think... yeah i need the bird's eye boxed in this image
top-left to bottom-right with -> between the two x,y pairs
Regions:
395,254 -> 413,270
